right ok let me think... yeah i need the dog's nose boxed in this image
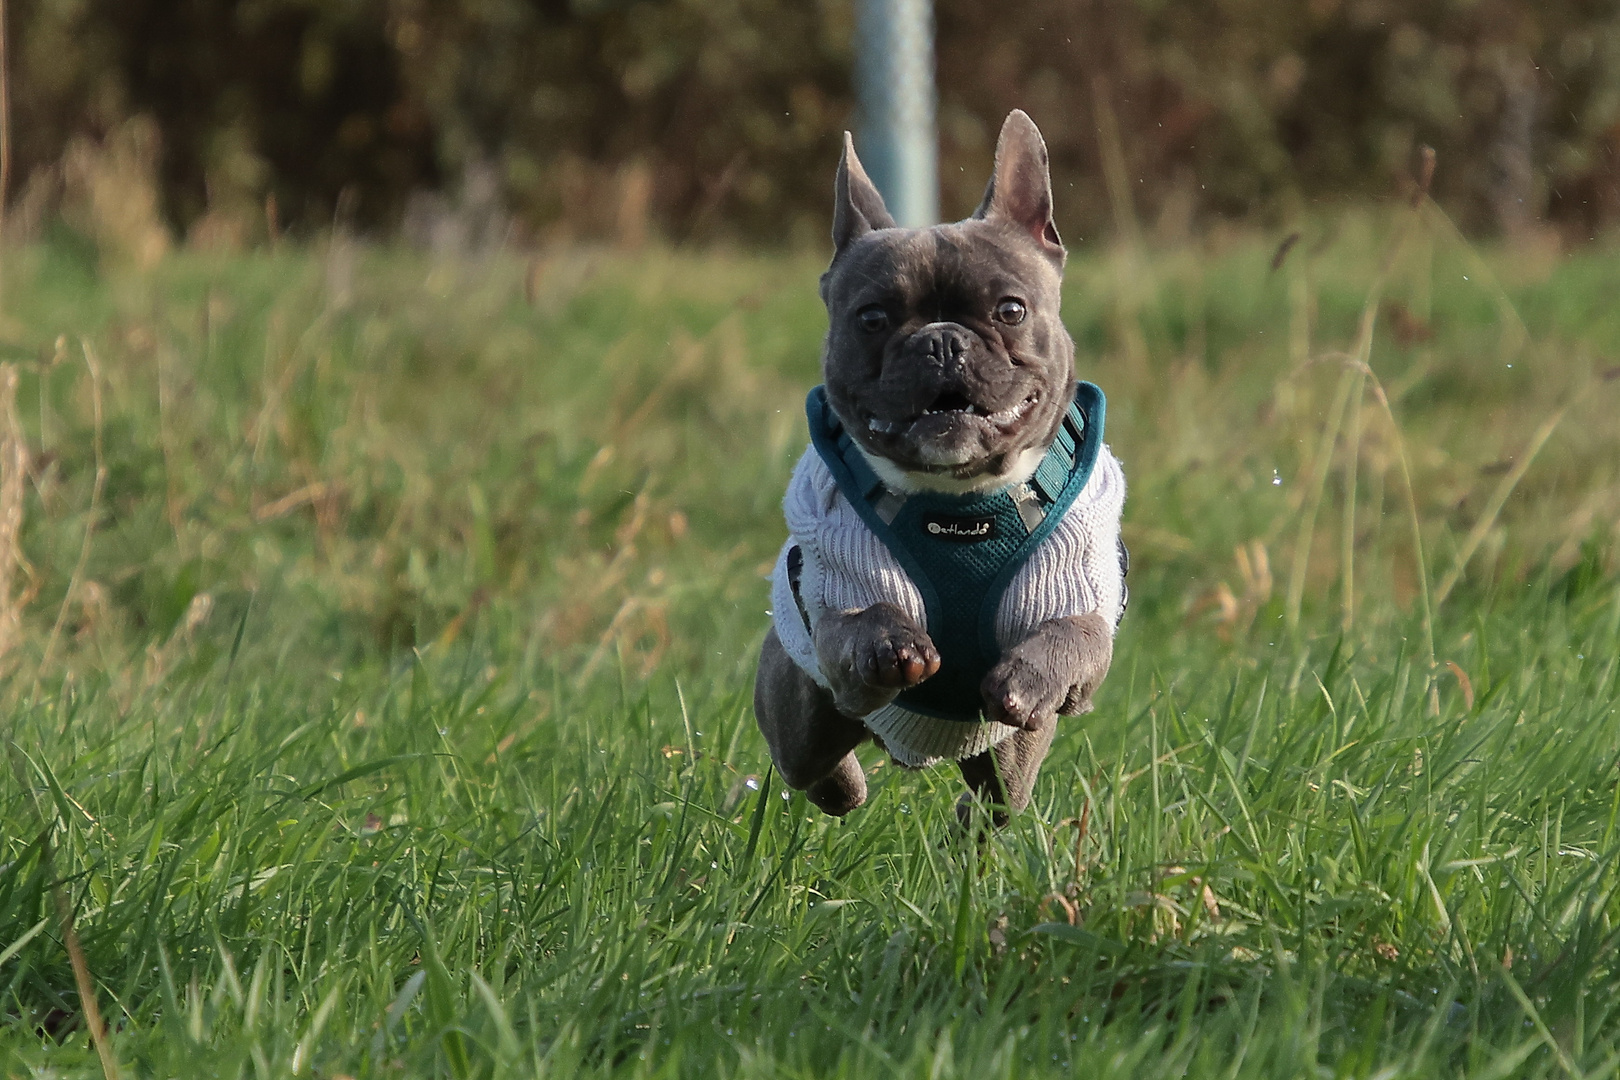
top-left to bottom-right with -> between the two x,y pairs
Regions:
915,322 -> 973,369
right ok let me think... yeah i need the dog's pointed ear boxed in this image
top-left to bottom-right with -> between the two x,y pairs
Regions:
833,132 -> 896,253
974,110 -> 1063,261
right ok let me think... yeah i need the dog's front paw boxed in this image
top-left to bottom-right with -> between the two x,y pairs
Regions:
981,655 -> 1069,731
816,603 -> 940,717
983,613 -> 1114,729
857,624 -> 941,690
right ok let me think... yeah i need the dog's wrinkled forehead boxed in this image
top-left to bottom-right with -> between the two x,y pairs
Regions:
821,220 -> 1061,314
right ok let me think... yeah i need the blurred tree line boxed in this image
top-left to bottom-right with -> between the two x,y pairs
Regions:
6,0 -> 1620,251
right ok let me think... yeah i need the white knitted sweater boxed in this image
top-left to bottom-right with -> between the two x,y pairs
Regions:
770,444 -> 1127,768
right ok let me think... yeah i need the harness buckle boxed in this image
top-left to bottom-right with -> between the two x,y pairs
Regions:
873,490 -> 907,524
1009,483 -> 1046,534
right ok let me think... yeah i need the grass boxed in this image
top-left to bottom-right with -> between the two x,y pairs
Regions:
1,205 -> 1619,1077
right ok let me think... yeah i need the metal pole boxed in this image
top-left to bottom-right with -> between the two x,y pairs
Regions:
854,0 -> 938,228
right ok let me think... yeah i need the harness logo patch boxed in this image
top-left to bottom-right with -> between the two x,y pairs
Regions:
922,514 -> 998,543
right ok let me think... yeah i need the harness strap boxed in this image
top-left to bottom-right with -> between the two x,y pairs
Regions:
805,381 -> 1107,722
824,395 -> 1089,534
1032,406 -> 1084,503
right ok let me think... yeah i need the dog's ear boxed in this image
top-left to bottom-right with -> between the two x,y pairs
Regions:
974,110 -> 1064,262
833,132 -> 896,254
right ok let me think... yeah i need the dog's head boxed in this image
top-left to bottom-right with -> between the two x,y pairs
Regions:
819,110 -> 1075,494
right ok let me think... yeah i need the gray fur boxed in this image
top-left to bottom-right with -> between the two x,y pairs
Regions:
814,602 -> 941,718
754,111 -> 1115,825
981,612 -> 1114,730
754,628 -> 870,815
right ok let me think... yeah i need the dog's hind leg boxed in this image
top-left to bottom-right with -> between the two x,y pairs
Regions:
955,722 -> 1058,828
806,753 -> 867,816
754,628 -> 869,815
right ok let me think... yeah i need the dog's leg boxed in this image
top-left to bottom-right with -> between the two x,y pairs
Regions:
813,602 -> 940,719
956,612 -> 1114,827
755,604 -> 939,816
956,723 -> 1059,828
806,753 -> 868,817
754,628 -> 870,815
981,612 -> 1113,732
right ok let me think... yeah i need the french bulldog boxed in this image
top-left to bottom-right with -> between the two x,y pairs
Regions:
755,110 -> 1127,826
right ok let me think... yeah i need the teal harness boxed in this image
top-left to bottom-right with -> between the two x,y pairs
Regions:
804,382 -> 1107,722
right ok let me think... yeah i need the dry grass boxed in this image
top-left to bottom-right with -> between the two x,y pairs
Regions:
0,216 -> 1611,696
0,218 -> 1617,1076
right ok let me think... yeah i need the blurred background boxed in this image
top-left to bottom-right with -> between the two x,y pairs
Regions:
10,0 -> 1620,255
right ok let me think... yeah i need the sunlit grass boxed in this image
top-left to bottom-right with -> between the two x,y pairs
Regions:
1,214 -> 1619,1077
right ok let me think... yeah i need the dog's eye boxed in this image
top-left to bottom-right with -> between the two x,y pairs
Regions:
856,305 -> 889,333
994,298 -> 1027,325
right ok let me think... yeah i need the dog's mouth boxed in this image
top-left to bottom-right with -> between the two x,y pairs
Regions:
865,389 -> 1040,438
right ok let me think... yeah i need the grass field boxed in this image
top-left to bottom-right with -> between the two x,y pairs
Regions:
2,205 -> 1620,1078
